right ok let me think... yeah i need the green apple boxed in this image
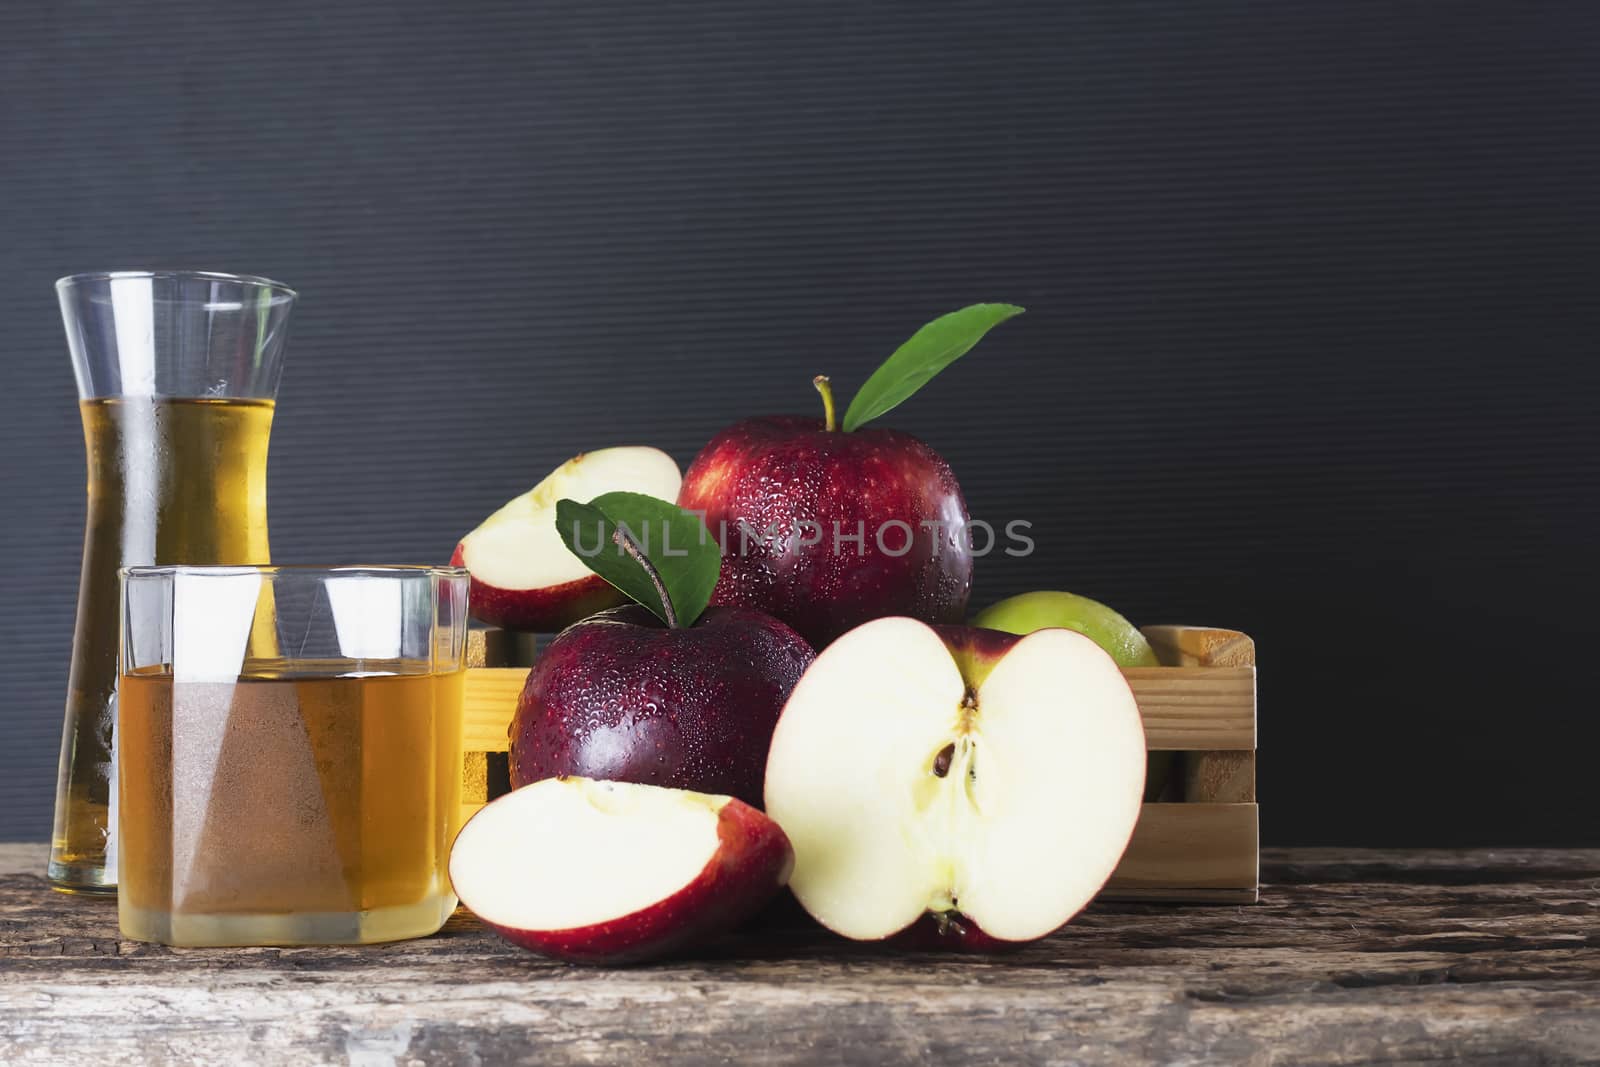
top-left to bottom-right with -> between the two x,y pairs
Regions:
971,591 -> 1160,667
971,591 -> 1172,801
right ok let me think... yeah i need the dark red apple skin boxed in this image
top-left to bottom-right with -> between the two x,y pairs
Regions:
887,911 -> 1029,953
678,416 -> 973,648
510,605 -> 814,808
932,623 -> 1020,675
481,797 -> 795,965
450,542 -> 625,632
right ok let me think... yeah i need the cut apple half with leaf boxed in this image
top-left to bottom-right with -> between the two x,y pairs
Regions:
450,777 -> 794,964
764,617 -> 1146,948
452,446 -> 682,631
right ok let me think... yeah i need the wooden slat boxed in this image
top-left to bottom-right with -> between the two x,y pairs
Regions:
460,663 -> 1257,756
1141,624 -> 1259,804
462,667 -> 526,751
1124,666 -> 1256,751
1103,802 -> 1259,901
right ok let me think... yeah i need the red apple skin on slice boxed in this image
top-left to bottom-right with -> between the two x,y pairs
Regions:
454,545 -> 621,632
455,446 -> 682,632
451,779 -> 794,965
678,417 -> 973,648
500,796 -> 793,965
885,911 -> 1021,953
450,543 -> 622,632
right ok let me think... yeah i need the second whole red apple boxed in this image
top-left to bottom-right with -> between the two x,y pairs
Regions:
509,606 -> 814,809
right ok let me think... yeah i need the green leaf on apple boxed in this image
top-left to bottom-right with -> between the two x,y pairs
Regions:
841,303 -> 1025,432
555,491 -> 722,629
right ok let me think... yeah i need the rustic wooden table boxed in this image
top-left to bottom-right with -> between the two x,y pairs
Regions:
1,844 -> 1596,1065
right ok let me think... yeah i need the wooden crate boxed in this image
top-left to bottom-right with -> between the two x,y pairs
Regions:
461,623 -> 1258,905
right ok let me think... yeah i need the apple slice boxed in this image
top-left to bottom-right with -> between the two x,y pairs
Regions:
764,617 -> 1145,948
449,777 -> 794,964
452,446 -> 682,631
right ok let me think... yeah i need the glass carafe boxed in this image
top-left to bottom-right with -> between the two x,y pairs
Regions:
50,271 -> 295,894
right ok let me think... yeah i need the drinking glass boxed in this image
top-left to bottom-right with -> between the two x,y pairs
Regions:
51,270 -> 295,894
118,564 -> 469,947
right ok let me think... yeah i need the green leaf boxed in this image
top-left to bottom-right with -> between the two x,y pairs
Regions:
841,303 -> 1025,432
554,491 -> 722,628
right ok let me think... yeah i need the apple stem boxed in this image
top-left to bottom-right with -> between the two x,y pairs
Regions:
612,526 -> 679,628
813,375 -> 837,432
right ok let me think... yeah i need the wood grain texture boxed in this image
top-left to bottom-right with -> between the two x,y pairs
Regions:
1143,625 -> 1259,805
1121,667 -> 1256,750
1141,626 -> 1256,669
0,845 -> 1596,1064
460,667 -> 527,751
1133,625 -> 1258,897
460,634 -> 528,826
460,666 -> 1256,753
1104,803 -> 1258,902
1184,751 -> 1256,804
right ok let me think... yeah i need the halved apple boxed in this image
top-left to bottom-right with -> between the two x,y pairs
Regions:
452,446 -> 681,631
449,777 -> 793,964
764,618 -> 1145,948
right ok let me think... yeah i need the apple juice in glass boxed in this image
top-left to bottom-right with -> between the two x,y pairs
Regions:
51,271 -> 295,894
117,565 -> 469,947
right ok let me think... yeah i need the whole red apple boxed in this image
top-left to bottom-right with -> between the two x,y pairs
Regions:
510,604 -> 814,808
679,402 -> 972,648
675,302 -> 1022,648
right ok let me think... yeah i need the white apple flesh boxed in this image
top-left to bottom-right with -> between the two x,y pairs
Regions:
764,617 -> 1145,947
452,446 -> 682,631
449,777 -> 794,964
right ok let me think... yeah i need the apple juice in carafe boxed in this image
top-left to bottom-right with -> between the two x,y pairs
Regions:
50,397 -> 273,892
116,664 -> 464,946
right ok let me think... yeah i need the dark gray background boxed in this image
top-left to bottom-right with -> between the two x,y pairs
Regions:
3,1 -> 1596,845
